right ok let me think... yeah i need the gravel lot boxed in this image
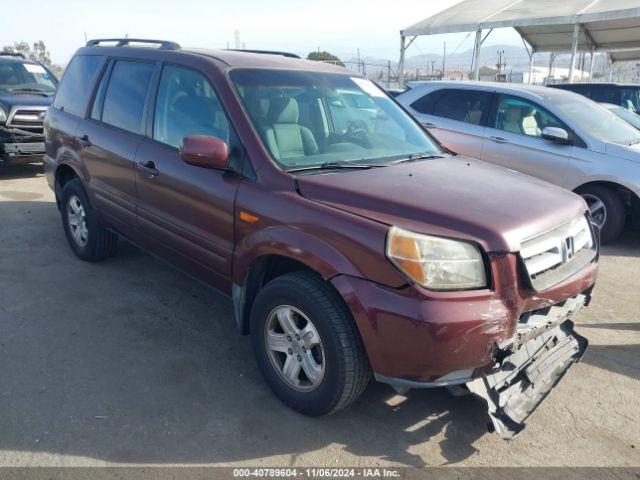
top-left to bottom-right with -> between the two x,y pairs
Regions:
1,163 -> 639,468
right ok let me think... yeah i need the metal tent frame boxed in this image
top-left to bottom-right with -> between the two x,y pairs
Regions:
399,0 -> 640,86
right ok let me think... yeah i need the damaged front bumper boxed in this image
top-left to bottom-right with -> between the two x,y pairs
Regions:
376,292 -> 590,439
1,125 -> 45,164
468,318 -> 587,439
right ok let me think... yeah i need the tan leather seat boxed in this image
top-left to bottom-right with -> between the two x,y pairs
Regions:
464,101 -> 483,125
500,105 -> 522,134
521,107 -> 541,136
262,96 -> 319,160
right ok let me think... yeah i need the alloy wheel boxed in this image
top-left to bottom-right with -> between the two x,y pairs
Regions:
581,193 -> 607,229
264,305 -> 325,392
67,195 -> 89,247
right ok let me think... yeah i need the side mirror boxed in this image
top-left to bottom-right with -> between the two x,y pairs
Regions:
542,127 -> 569,144
179,135 -> 229,169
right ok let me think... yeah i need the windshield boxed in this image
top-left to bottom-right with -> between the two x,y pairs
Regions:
610,105 -> 640,131
230,69 -> 443,171
549,92 -> 640,145
0,60 -> 57,93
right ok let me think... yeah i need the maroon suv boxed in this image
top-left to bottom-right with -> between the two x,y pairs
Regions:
44,39 -> 599,438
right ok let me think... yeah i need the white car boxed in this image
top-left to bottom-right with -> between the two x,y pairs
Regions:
397,81 -> 640,242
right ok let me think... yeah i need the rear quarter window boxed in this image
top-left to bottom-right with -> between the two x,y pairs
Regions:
53,55 -> 103,117
410,90 -> 440,114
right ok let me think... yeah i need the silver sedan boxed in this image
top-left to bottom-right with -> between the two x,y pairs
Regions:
397,81 -> 640,243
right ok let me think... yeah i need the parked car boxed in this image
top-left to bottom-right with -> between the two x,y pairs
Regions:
549,82 -> 640,112
602,103 -> 640,130
397,81 -> 640,243
44,39 -> 599,439
0,52 -> 58,166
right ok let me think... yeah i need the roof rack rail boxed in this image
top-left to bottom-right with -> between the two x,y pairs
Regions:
0,51 -> 26,59
229,49 -> 301,59
86,38 -> 181,50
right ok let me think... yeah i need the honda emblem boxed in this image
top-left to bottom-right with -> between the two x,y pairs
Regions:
563,236 -> 575,261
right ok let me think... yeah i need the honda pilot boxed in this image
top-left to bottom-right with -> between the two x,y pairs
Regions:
44,39 -> 599,438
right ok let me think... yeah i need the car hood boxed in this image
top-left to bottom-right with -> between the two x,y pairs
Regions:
0,91 -> 54,109
296,156 -> 587,253
605,141 -> 640,163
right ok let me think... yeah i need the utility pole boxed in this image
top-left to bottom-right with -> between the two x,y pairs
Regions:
357,49 -> 361,74
497,49 -> 505,82
387,60 -> 391,88
442,42 -> 446,80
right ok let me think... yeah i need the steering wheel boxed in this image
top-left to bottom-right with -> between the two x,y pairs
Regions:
346,122 -> 368,139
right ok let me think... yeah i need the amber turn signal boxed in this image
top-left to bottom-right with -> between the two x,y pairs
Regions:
239,211 -> 259,223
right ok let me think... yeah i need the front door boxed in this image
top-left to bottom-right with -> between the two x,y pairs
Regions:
481,94 -> 572,187
134,63 -> 240,292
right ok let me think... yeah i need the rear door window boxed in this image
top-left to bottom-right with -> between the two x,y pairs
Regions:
430,89 -> 491,125
99,60 -> 154,134
53,55 -> 103,117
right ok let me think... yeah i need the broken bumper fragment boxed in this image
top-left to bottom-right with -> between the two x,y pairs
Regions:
468,317 -> 587,439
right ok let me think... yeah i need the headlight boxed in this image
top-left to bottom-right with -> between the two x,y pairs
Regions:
386,227 -> 487,290
0,106 -> 7,124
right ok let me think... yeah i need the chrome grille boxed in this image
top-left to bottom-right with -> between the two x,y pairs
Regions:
520,215 -> 596,291
7,106 -> 48,132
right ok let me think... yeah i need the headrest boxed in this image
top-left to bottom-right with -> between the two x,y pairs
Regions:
268,96 -> 299,124
505,105 -> 521,122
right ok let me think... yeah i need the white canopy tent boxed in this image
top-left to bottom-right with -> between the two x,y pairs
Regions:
399,0 -> 640,86
610,48 -> 640,62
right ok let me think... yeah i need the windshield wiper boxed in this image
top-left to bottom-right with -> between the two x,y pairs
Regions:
285,161 -> 381,173
8,87 -> 51,93
391,152 -> 445,164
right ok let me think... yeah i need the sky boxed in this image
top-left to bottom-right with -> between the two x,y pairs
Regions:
1,0 -> 523,65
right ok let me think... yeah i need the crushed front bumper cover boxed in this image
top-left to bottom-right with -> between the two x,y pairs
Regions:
375,292 -> 590,439
468,314 -> 588,439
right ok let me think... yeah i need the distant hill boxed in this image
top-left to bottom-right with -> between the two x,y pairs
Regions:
342,44 -> 609,80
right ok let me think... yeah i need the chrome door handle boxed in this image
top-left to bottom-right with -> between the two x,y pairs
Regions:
489,136 -> 509,144
137,160 -> 159,178
422,122 -> 437,128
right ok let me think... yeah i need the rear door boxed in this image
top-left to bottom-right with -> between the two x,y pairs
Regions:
134,63 -> 242,291
481,94 -> 572,186
79,58 -> 156,229
406,88 -> 492,158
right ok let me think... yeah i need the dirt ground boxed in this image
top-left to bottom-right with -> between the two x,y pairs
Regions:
0,163 -> 638,467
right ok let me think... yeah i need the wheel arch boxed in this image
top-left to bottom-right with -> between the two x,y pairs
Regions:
53,148 -> 88,207
233,253 -> 340,336
574,180 -> 640,217
574,179 -> 638,198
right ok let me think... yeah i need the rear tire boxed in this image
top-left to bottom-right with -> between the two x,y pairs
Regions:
250,271 -> 371,416
61,179 -> 118,261
576,185 -> 625,244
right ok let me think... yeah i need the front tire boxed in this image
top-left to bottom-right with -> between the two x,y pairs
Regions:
576,185 -> 625,244
250,271 -> 371,416
61,179 -> 118,261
